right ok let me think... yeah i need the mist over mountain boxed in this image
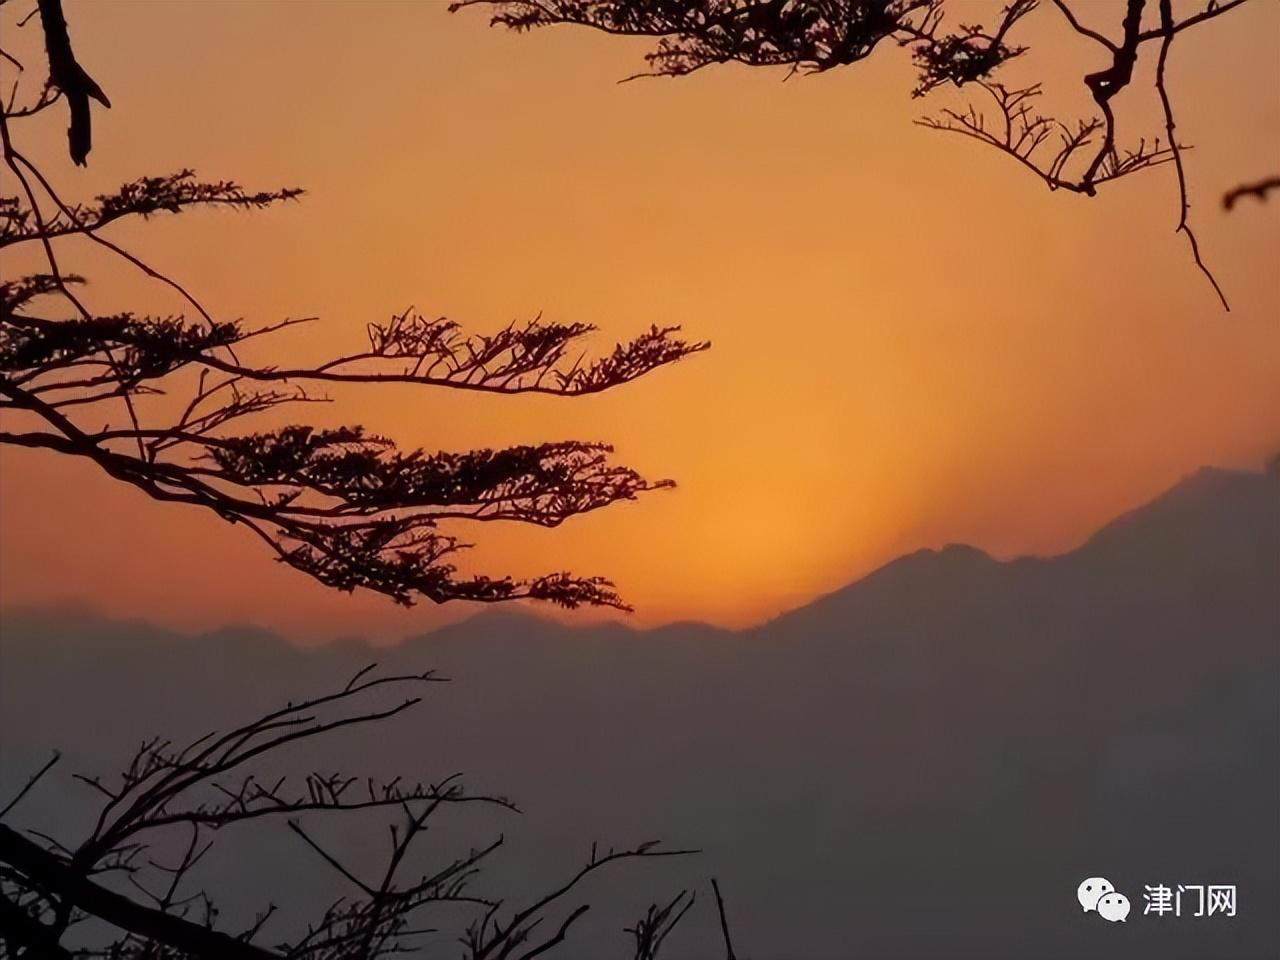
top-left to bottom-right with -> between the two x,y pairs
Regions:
2,466 -> 1276,958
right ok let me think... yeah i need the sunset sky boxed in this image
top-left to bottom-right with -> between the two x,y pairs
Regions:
1,0 -> 1277,641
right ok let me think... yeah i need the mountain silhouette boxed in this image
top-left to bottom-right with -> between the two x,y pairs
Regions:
2,466 -> 1276,958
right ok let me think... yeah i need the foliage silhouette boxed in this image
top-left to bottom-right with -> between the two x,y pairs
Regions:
0,1 -> 707,612
0,3 -> 734,958
454,0 -> 1265,310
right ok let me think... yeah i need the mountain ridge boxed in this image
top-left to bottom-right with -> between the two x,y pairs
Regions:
3,463 -> 1271,651
1,462 -> 1275,959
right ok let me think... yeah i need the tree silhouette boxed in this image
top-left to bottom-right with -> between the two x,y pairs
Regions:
0,668 -> 744,959
0,3 -> 740,957
454,0 -> 1263,310
0,2 -> 708,611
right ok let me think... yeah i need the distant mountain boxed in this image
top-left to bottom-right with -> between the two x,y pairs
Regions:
2,466 -> 1277,959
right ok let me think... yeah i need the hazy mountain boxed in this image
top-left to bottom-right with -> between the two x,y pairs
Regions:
2,466 -> 1277,958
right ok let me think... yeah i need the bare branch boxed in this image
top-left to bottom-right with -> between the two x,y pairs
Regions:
2,672 -> 685,960
34,0 -> 110,165
626,890 -> 695,960
1154,0 -> 1228,309
711,878 -> 738,960
0,752 -> 60,821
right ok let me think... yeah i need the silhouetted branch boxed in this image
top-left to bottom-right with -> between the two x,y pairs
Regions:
462,840 -> 698,959
0,170 -> 304,249
35,0 -> 109,165
0,752 -> 59,821
0,5 -> 735,957
0,884 -> 74,960
457,0 -> 1258,307
711,878 -> 737,960
916,81 -> 1175,193
1154,0 -> 1227,310
0,671 -> 725,960
0,823 -> 278,960
453,0 -> 947,79
0,0 -> 707,611
626,890 -> 695,960
0,302 -> 700,605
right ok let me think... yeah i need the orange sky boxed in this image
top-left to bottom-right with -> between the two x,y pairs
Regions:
1,0 -> 1278,641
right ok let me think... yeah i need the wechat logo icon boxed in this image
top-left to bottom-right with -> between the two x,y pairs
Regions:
1078,877 -> 1130,923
